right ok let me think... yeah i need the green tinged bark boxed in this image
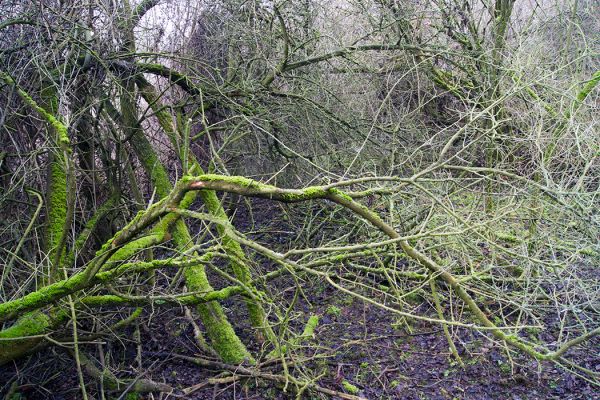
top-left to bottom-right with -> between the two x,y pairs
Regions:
0,72 -> 75,363
117,82 -> 252,363
46,158 -> 68,271
0,71 -> 72,279
137,76 -> 277,347
0,310 -> 67,365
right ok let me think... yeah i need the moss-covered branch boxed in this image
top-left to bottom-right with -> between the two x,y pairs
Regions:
80,285 -> 244,308
0,71 -> 70,149
111,76 -> 253,363
180,174 -> 598,362
137,75 -> 278,346
0,310 -> 69,365
0,251 -> 218,324
0,70 -> 74,280
62,193 -> 120,268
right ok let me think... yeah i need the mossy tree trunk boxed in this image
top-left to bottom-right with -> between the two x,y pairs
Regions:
136,75 -> 278,347
0,72 -> 73,363
107,5 -> 253,364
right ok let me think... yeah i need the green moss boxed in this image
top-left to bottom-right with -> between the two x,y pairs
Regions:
496,231 -> 520,243
192,178 -> 277,345
430,68 -> 464,98
46,158 -> 68,265
304,186 -> 328,197
0,72 -> 70,150
107,233 -> 164,265
0,311 -> 50,338
404,292 -> 422,304
341,380 -> 360,395
498,361 -> 511,374
189,175 -> 331,204
0,311 -> 66,365
131,80 -> 261,361
579,247 -> 598,257
575,70 -> 600,104
268,314 -> 319,358
301,315 -> 319,338
338,294 -> 355,306
504,334 -> 519,342
328,188 -> 352,202
183,257 -> 254,364
0,73 -> 74,278
0,271 -> 89,321
199,174 -> 259,188
195,300 -> 254,364
81,286 -> 243,308
326,305 -> 341,317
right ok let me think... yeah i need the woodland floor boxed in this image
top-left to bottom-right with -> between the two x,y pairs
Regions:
1,198 -> 598,400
